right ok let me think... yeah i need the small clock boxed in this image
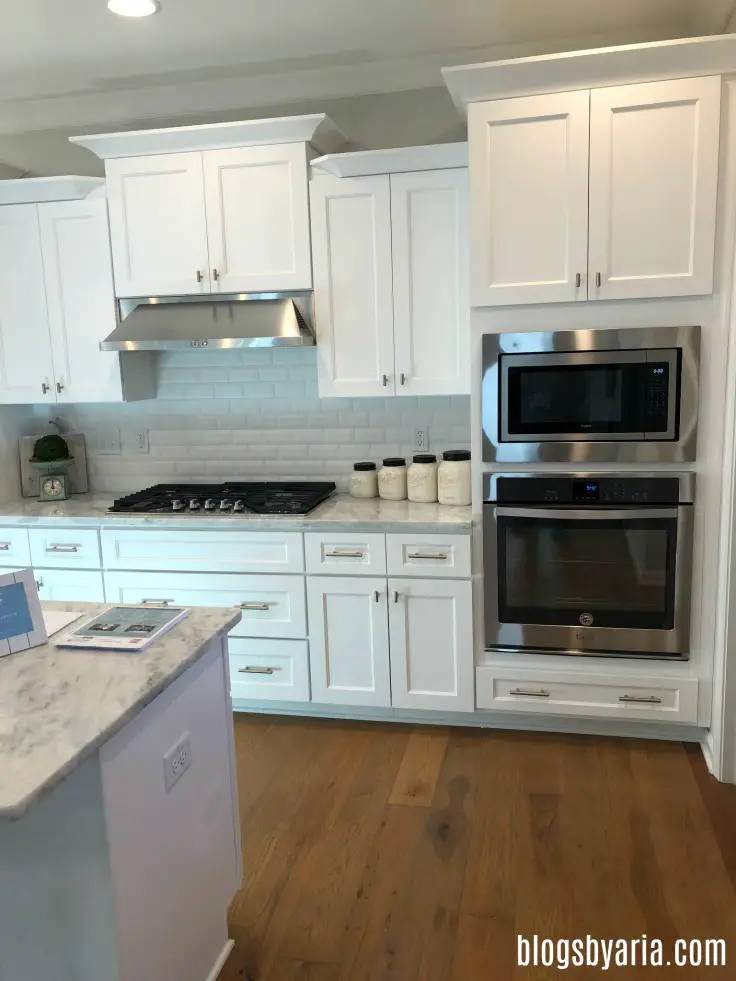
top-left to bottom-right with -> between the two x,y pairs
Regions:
40,473 -> 71,502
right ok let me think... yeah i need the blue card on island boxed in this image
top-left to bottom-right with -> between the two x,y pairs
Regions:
0,569 -> 47,658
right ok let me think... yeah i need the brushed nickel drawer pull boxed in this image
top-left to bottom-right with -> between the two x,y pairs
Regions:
510,688 -> 551,698
239,665 -> 278,675
0,543 -> 10,551
47,544 -> 80,553
142,598 -> 172,605
325,549 -> 364,558
619,694 -> 662,705
239,602 -> 273,611
407,552 -> 449,560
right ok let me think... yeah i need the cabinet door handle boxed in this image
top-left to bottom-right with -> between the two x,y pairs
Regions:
212,268 -> 220,281
596,272 -> 602,288
382,374 -> 389,387
510,688 -> 551,698
142,598 -> 172,605
400,372 -> 406,386
239,665 -> 278,675
41,382 -> 50,394
618,694 -> 662,705
196,270 -> 203,283
46,544 -> 80,553
239,602 -> 273,611
575,272 -> 581,288
374,589 -> 381,603
393,590 -> 400,604
56,382 -> 64,394
325,549 -> 364,558
0,543 -> 10,551
406,552 -> 449,561
35,578 -> 44,590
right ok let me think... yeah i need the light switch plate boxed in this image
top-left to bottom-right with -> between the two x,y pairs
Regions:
97,429 -> 121,455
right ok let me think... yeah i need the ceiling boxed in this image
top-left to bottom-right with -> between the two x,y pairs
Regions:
0,0 -> 735,134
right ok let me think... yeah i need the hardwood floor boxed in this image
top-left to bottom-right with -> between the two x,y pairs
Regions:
220,717 -> 736,980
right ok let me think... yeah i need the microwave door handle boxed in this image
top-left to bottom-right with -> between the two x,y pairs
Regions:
495,507 -> 680,521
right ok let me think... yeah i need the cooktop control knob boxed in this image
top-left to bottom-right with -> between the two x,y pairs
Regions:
220,500 -> 233,510
233,500 -> 245,512
189,499 -> 200,509
172,499 -> 184,510
204,498 -> 216,510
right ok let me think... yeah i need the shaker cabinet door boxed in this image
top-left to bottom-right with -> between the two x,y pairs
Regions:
588,75 -> 720,300
310,174 -> 396,397
390,169 -> 469,395
0,204 -> 56,403
468,90 -> 590,306
105,152 -> 210,298
203,143 -> 312,293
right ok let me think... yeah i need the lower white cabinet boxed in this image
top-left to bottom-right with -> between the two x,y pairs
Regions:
35,569 -> 105,603
229,638 -> 310,703
388,578 -> 473,712
307,576 -> 392,707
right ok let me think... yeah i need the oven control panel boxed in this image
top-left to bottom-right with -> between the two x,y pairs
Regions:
495,476 -> 683,505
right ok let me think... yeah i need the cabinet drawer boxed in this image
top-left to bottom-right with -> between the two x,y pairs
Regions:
0,528 -> 31,567
101,529 -> 304,573
35,569 -> 105,603
476,666 -> 699,724
29,528 -> 101,569
103,570 -> 306,639
229,638 -> 310,703
305,532 -> 386,575
386,533 -> 471,578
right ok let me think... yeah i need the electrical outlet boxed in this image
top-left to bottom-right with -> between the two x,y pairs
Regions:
123,429 -> 149,454
163,732 -> 192,793
414,427 -> 429,452
97,429 -> 121,455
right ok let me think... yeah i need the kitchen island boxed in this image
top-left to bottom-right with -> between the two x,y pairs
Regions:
0,601 -> 242,981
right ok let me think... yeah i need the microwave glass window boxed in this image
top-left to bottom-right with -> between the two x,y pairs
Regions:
497,516 -> 676,630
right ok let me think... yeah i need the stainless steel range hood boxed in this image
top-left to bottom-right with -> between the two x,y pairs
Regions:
100,292 -> 315,352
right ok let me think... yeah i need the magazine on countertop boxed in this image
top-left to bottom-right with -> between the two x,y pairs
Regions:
54,605 -> 190,651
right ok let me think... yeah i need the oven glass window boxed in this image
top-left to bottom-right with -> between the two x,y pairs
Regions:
505,363 -> 647,436
497,516 -> 677,629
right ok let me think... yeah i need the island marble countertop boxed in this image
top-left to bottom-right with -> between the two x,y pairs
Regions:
0,493 -> 472,534
0,601 -> 241,820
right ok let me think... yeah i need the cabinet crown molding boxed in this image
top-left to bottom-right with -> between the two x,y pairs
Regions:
443,33 -> 736,110
0,176 -> 105,206
69,113 -> 347,160
311,142 -> 468,178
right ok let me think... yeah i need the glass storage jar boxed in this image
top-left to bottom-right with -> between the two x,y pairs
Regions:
349,461 -> 378,499
437,450 -> 471,506
378,458 -> 408,501
407,454 -> 438,503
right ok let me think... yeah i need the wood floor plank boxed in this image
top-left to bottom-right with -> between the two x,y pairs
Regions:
450,913 -> 516,981
388,730 -> 449,807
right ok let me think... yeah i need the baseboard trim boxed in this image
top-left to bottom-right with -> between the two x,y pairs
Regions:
205,940 -> 235,981
701,732 -> 716,776
232,700 -> 705,743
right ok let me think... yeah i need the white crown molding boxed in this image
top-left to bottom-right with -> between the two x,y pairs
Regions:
69,113 -> 346,159
0,175 -> 104,205
311,142 -> 468,177
443,33 -> 736,109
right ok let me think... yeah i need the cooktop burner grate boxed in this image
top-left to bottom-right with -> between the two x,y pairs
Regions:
108,481 -> 337,516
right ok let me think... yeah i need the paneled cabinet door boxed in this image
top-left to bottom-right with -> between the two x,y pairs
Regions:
388,578 -> 473,712
588,76 -> 721,300
468,90 -> 590,306
35,569 -> 105,603
310,174 -> 396,397
38,197 -> 124,403
105,152 -> 210,298
390,169 -> 470,395
0,204 -> 56,403
307,576 -> 391,707
203,143 -> 312,293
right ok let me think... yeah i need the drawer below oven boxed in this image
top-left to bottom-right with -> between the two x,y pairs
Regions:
476,665 -> 699,724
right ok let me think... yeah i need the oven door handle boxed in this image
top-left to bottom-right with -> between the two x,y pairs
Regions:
495,507 -> 680,521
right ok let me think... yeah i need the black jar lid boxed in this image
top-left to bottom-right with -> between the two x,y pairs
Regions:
382,457 -> 406,467
353,461 -> 377,471
412,454 -> 437,464
442,450 -> 471,462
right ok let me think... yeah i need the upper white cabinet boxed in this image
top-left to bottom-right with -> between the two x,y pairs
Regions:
0,184 -> 151,404
588,76 -> 721,300
310,147 -> 469,398
468,76 -> 720,305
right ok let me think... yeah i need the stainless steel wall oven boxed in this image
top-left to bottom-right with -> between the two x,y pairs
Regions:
482,326 -> 700,463
483,473 -> 695,659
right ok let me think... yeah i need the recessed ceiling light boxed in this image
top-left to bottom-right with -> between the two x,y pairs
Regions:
107,0 -> 160,16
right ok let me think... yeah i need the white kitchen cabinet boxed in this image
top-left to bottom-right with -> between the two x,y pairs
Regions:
0,204 -> 56,403
388,578 -> 473,712
203,143 -> 312,293
310,174 -> 396,397
588,76 -> 721,300
390,169 -> 469,395
104,152 -> 210,298
307,576 -> 391,707
34,569 -> 105,603
468,90 -> 591,306
229,637 -> 311,704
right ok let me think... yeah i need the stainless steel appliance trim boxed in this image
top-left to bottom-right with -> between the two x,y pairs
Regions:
483,471 -> 696,504
482,325 -> 700,464
496,507 -> 679,521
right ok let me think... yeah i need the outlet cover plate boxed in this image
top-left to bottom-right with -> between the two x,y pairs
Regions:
163,732 -> 192,793
414,427 -> 429,452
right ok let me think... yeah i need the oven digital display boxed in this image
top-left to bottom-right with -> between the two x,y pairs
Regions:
573,480 -> 599,501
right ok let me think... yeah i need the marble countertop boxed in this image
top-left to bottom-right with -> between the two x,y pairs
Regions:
0,493 -> 472,534
0,601 -> 241,820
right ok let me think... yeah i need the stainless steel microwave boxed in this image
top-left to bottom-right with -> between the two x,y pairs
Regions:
482,326 -> 700,464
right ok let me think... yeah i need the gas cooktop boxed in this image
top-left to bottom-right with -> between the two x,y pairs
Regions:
108,482 -> 337,516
